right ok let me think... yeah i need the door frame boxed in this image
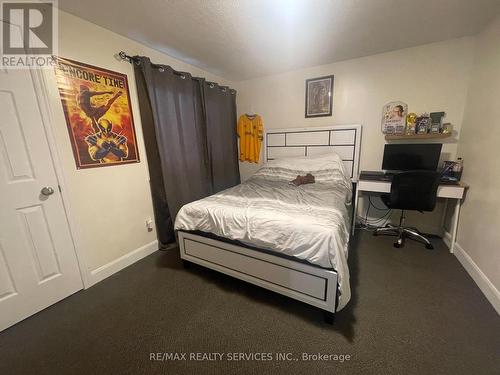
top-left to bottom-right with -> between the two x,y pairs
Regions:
28,66 -> 92,288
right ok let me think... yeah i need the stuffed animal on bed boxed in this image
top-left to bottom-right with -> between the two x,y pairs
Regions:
290,173 -> 315,186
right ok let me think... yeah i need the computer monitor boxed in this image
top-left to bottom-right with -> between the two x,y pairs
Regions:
382,143 -> 442,171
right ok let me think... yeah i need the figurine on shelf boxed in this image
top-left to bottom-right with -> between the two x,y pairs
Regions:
406,112 -> 417,135
416,113 -> 431,134
442,123 -> 453,134
430,112 -> 445,133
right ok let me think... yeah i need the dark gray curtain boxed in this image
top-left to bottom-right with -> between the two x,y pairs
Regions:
203,82 -> 240,192
133,56 -> 239,244
134,65 -> 175,244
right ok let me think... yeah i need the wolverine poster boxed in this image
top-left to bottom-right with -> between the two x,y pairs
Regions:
54,57 -> 140,169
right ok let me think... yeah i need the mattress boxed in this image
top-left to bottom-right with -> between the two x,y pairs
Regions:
175,156 -> 352,310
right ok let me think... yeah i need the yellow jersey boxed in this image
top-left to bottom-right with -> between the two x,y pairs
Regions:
237,114 -> 263,163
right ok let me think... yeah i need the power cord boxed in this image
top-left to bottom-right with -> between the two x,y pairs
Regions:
368,195 -> 389,211
356,195 -> 393,231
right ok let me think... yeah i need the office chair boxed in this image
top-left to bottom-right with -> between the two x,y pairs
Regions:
373,171 -> 441,249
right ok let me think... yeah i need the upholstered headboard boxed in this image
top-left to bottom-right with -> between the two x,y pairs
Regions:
265,125 -> 362,181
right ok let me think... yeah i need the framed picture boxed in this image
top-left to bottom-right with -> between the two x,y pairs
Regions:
305,75 -> 334,118
53,57 -> 140,169
381,101 -> 408,134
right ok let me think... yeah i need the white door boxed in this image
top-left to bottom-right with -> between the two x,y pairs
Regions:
0,66 -> 83,331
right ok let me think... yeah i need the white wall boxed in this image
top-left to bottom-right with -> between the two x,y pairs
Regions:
234,37 -> 475,233
454,15 -> 500,311
45,10 -> 231,286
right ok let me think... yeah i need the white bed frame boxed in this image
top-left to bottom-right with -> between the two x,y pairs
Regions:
179,125 -> 362,322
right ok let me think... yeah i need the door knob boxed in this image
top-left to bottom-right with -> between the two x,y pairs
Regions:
41,186 -> 55,196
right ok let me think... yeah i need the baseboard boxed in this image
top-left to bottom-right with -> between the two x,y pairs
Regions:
87,240 -> 159,287
443,231 -> 500,315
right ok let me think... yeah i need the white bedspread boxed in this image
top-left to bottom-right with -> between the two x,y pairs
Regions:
175,160 -> 352,310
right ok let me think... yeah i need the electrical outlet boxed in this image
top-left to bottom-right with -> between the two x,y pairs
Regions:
146,218 -> 154,232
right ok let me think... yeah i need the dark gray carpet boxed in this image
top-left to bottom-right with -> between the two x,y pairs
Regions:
0,231 -> 499,375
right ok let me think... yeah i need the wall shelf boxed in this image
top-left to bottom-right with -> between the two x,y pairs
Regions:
385,132 -> 452,141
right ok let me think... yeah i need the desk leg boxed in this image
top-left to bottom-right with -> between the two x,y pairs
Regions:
440,198 -> 449,237
352,187 -> 360,236
450,199 -> 461,254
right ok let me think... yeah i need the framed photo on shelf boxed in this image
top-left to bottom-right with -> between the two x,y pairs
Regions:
381,101 -> 408,134
305,75 -> 334,118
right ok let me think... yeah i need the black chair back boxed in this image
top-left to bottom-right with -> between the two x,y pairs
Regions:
388,171 -> 441,211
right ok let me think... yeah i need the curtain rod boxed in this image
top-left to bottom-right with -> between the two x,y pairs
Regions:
118,51 -> 137,63
117,51 -> 236,94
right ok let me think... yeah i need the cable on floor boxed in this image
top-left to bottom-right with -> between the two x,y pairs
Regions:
355,195 -> 393,232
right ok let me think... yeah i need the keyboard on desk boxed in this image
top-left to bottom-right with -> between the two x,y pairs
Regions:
359,171 -> 394,181
359,170 -> 460,185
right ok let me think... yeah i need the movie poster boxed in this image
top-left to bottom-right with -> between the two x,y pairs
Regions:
54,57 -> 140,169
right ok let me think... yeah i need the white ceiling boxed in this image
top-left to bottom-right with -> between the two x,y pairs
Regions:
59,0 -> 500,81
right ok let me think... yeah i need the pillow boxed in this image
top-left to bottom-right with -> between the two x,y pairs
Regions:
265,152 -> 346,172
253,152 -> 351,186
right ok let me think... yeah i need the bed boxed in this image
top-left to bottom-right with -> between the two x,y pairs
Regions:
175,125 -> 362,323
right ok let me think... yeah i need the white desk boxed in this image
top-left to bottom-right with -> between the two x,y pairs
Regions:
353,179 -> 467,253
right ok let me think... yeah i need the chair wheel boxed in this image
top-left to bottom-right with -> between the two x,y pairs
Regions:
394,238 -> 403,248
425,244 -> 434,250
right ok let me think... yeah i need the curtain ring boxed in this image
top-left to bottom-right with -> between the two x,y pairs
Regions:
221,87 -> 227,92
209,83 -> 215,88
158,67 -> 165,72
180,74 -> 186,79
